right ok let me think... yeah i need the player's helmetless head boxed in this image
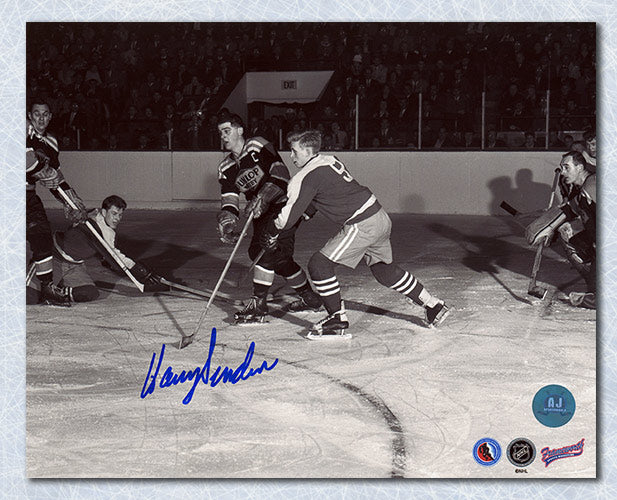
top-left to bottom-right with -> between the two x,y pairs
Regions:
217,112 -> 244,153
288,130 -> 321,169
559,151 -> 589,186
101,195 -> 127,230
28,102 -> 52,135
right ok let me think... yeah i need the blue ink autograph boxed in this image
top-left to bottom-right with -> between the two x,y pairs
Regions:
141,328 -> 278,405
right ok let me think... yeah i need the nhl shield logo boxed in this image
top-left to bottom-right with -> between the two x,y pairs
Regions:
507,438 -> 536,467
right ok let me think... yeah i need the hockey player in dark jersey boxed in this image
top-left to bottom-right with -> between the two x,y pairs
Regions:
526,151 -> 596,309
215,112 -> 321,323
49,195 -> 169,304
261,130 -> 450,338
26,99 -> 88,306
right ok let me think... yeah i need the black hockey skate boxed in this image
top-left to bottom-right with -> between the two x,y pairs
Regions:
234,296 -> 268,324
307,309 -> 352,340
285,288 -> 323,313
40,282 -> 71,307
424,300 -> 450,327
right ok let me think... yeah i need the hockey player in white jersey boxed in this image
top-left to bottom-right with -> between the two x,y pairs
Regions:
260,130 -> 450,338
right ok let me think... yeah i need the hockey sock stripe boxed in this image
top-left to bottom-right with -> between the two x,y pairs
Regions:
35,255 -> 53,275
391,271 -> 411,289
315,280 -> 340,294
290,280 -> 308,290
312,276 -> 338,286
392,273 -> 415,292
253,265 -> 275,286
285,269 -> 308,290
400,278 -> 420,296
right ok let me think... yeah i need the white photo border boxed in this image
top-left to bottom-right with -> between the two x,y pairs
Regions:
3,2 -> 614,497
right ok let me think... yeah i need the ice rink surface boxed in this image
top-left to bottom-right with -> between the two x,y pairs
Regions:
26,210 -> 595,478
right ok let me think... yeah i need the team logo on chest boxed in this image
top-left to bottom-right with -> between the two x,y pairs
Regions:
235,165 -> 265,193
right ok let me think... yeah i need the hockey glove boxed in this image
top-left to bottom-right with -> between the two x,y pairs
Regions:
525,205 -> 567,246
131,261 -> 164,286
259,228 -> 280,252
35,165 -> 61,189
245,182 -> 285,219
217,210 -> 239,245
62,188 -> 89,224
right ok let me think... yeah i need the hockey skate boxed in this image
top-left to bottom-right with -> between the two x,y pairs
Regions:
40,281 -> 71,307
234,296 -> 268,324
307,309 -> 352,340
424,300 -> 450,327
285,288 -> 323,313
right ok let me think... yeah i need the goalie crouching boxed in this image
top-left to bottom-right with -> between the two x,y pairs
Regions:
42,195 -> 169,304
525,151 -> 596,309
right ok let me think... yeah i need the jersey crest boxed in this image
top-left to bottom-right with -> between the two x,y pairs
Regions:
235,165 -> 265,193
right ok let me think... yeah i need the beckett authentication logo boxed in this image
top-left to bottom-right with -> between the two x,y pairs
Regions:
507,438 -> 536,469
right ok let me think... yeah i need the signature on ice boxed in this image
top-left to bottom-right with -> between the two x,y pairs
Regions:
140,328 -> 278,405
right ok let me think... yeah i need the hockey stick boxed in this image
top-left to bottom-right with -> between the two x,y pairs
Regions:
56,186 -> 145,292
527,169 -> 562,298
499,201 -> 549,298
231,248 -> 266,288
180,212 -> 255,349
159,278 -> 211,298
499,201 -> 526,229
160,277 -> 239,303
26,262 -> 36,287
527,238 -> 549,298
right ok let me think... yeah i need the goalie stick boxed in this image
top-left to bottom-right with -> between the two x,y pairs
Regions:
500,168 -> 561,299
527,169 -> 561,298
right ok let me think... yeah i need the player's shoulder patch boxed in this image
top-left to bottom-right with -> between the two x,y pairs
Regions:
45,134 -> 58,151
245,137 -> 268,153
247,136 -> 267,147
218,154 -> 235,175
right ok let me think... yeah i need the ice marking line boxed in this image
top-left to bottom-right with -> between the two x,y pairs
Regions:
140,328 -> 278,405
218,338 -> 407,476
279,358 -> 407,478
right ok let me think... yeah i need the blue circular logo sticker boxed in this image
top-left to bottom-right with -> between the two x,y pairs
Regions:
473,438 -> 502,466
532,384 -> 576,427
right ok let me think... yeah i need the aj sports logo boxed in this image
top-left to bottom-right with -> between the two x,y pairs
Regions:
506,438 -> 536,467
541,438 -> 585,467
532,384 -> 576,427
473,438 -> 502,466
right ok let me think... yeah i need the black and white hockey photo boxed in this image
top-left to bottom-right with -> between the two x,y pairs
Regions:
25,21 -> 596,478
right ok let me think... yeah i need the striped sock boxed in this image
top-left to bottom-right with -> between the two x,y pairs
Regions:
371,263 -> 438,307
312,276 -> 342,315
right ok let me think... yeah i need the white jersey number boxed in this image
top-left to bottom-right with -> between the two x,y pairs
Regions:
330,159 -> 354,183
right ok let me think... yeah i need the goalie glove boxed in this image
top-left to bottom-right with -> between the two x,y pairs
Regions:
217,210 -> 239,245
245,182 -> 284,219
525,205 -> 567,246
